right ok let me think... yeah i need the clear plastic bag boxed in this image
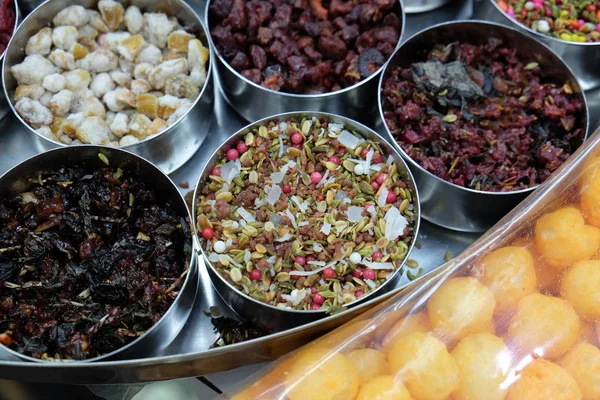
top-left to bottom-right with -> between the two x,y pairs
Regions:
223,127 -> 600,400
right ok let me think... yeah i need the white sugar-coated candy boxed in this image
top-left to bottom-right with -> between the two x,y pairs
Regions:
354,164 -> 365,175
214,241 -> 226,254
349,252 -> 362,264
524,1 -> 534,10
537,20 -> 550,33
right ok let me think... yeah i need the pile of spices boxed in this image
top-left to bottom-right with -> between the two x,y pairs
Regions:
0,157 -> 191,360
209,0 -> 401,94
0,0 -> 14,55
496,0 -> 600,42
381,39 -> 585,192
209,315 -> 266,347
196,117 -> 417,311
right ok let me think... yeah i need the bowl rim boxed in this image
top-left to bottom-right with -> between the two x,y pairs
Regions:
0,144 -> 195,363
192,110 -> 422,314
1,0 -> 214,150
377,19 -> 591,197
204,0 -> 406,99
486,0 -> 600,47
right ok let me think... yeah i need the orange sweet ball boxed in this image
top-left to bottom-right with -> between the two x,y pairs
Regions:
535,257 -> 563,294
346,349 -> 391,385
381,312 -> 431,353
450,333 -> 510,400
534,207 -> 600,269
508,293 -> 581,359
284,346 -> 359,400
560,343 -> 600,400
388,332 -> 459,400
473,246 -> 537,315
561,260 -> 600,321
580,156 -> 600,227
427,277 -> 496,343
507,359 -> 582,400
356,375 -> 412,400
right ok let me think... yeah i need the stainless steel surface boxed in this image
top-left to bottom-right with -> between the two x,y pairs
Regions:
378,20 -> 590,232
205,0 -> 405,126
13,0 -> 41,15
404,0 -> 452,13
0,146 -> 197,363
2,0 -> 215,175
474,0 -> 600,91
192,111 -> 421,332
0,0 -> 597,385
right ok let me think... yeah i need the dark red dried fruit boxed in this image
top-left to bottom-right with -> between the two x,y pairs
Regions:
359,48 -> 384,77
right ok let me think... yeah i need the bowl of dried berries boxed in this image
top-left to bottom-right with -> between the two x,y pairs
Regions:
476,0 -> 600,91
0,146 -> 196,362
206,0 -> 404,125
2,0 -> 214,174
379,20 -> 589,232
194,112 -> 420,331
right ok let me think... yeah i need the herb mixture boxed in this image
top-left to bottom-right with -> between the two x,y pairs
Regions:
496,0 -> 600,42
381,39 -> 584,192
0,157 -> 191,360
209,0 -> 401,94
197,117 -> 417,311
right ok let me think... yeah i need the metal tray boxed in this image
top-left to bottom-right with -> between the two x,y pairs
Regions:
0,0 -> 598,385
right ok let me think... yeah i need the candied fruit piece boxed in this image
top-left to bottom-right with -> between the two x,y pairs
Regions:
109,112 -> 129,137
142,13 -> 176,48
75,116 -> 111,144
49,49 -> 76,71
118,34 -> 143,61
77,48 -> 118,73
89,72 -> 115,98
188,39 -> 209,70
131,79 -> 151,95
136,45 -> 163,66
98,0 -> 124,32
64,69 -> 91,92
158,94 -> 182,119
149,58 -> 188,90
52,26 -> 78,50
86,10 -> 108,34
26,28 -> 52,56
15,98 -> 53,128
147,118 -> 167,136
129,113 -> 152,139
77,25 -> 99,40
14,85 -> 45,102
165,74 -> 199,99
124,6 -> 143,34
49,90 -> 74,117
53,5 -> 89,27
72,43 -> 89,61
136,94 -> 158,119
101,31 -> 131,52
61,112 -> 85,138
11,55 -> 59,86
42,74 -> 66,93
71,89 -> 106,118
168,30 -> 196,53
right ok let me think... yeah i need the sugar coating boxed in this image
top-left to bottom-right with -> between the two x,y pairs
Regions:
15,98 -> 53,127
26,28 -> 53,56
11,55 -> 59,85
53,6 -> 89,27
52,26 -> 79,50
125,6 -> 143,34
42,73 -> 66,93
90,72 -> 115,98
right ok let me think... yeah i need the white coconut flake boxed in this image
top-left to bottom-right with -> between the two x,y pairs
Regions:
220,159 -> 241,184
338,130 -> 363,150
316,170 -> 330,187
226,238 -> 233,248
365,279 -> 377,289
290,260 -> 337,276
208,253 -> 220,262
387,155 -> 394,165
224,254 -> 242,268
267,255 -> 277,264
265,184 -> 282,205
384,207 -> 409,241
278,134 -> 287,158
347,206 -> 364,223
270,215 -> 282,225
364,261 -> 395,270
298,221 -> 309,227
275,233 -> 293,242
282,289 -> 307,306
254,197 -> 265,208
269,283 -> 277,291
378,187 -> 389,207
334,191 -> 347,201
321,223 -> 331,235
284,209 -> 298,229
291,196 -> 308,213
328,123 -> 344,134
307,260 -> 326,266
237,207 -> 256,223
244,250 -> 251,263
269,268 -> 275,277
312,242 -> 323,253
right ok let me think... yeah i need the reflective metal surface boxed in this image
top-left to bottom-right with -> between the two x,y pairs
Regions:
404,0 -> 452,13
192,111 -> 421,332
0,146 -> 197,363
205,0 -> 405,126
378,20 -> 590,232
474,0 -> 600,91
2,0 -> 215,175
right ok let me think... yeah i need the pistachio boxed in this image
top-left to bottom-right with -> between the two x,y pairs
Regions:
249,170 -> 258,184
216,191 -> 233,202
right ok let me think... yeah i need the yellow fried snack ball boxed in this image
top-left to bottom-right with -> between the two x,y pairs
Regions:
508,293 -> 581,359
347,349 -> 391,385
373,309 -> 408,342
561,260 -> 600,321
356,375 -> 412,400
450,333 -> 510,400
284,346 -> 359,400
381,312 -> 431,353
474,246 -> 537,315
507,359 -> 582,400
580,156 -> 600,227
534,207 -> 600,269
535,258 -> 563,294
560,343 -> 600,400
388,332 -> 458,400
427,277 -> 496,343
314,319 -> 375,353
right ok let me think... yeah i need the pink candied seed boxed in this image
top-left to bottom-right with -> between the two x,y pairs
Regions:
295,255 -> 307,266
578,19 -> 585,28
313,293 -> 325,305
507,7 -> 515,17
355,290 -> 364,298
310,171 -> 323,184
597,23 -> 600,32
310,304 -> 321,310
362,269 -> 376,280
310,287 -> 317,294
521,8 -> 527,16
534,2 -> 542,9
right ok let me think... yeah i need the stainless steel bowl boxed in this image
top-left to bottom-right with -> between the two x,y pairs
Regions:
0,145 -> 197,363
205,0 -> 405,126
378,20 -> 589,232
405,0 -> 452,13
13,0 -> 40,16
474,0 -> 600,91
192,111 -> 421,332
2,0 -> 215,175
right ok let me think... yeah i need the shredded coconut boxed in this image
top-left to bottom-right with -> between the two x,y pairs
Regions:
363,261 -> 395,270
321,223 -> 331,235
384,207 -> 409,241
284,209 -> 298,229
265,184 -> 282,205
275,233 -> 293,242
347,206 -> 364,223
378,187 -> 389,207
237,207 -> 255,223
338,129 -> 363,149
220,159 -> 241,185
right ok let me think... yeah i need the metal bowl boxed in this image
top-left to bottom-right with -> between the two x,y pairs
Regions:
405,0 -> 452,13
2,0 -> 215,175
378,20 -> 589,232
475,0 -> 600,91
0,145 -> 197,363
205,0 -> 405,126
192,111 -> 421,332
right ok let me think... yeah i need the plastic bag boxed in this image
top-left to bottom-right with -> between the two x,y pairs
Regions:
223,127 -> 600,400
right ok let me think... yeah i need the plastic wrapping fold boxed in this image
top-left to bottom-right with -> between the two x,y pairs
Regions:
222,125 -> 600,400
